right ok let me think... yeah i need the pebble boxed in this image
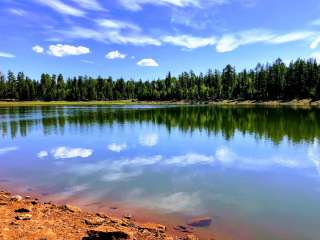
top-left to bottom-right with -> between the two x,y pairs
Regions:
15,213 -> 32,220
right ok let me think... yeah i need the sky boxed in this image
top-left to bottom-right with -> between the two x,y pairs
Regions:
1,0 -> 320,80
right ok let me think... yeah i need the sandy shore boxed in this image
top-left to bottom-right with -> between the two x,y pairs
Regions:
0,190 -> 202,240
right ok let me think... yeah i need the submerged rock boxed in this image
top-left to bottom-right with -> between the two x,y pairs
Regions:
84,226 -> 131,239
187,217 -> 212,227
14,207 -> 31,213
139,223 -> 166,233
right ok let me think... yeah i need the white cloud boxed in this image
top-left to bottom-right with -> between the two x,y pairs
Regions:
268,32 -> 314,44
71,0 -> 104,11
47,44 -> 90,57
137,58 -> 159,67
106,50 -> 127,59
35,0 -> 85,17
139,133 -> 159,146
163,35 -> 216,49
0,147 -> 18,155
108,143 -> 128,152
118,0 -> 228,11
37,151 -> 49,158
310,36 -> 320,49
96,19 -> 140,31
32,45 -> 44,54
216,30 -> 314,53
8,8 -> 27,16
51,147 -> 93,159
0,52 -> 15,58
166,153 -> 214,165
59,27 -> 161,46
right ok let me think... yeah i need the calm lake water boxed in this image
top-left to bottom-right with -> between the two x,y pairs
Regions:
1,105 -> 320,239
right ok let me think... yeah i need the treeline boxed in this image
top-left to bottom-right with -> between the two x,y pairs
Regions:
1,58 -> 320,101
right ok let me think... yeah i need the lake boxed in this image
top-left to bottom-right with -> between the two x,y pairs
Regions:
0,105 -> 320,240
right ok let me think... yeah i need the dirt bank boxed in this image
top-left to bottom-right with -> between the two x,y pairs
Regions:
0,190 -> 201,240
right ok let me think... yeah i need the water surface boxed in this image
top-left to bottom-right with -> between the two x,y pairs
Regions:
0,105 -> 320,240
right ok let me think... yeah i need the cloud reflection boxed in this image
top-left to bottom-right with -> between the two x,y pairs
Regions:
0,147 -> 18,155
51,147 -> 93,159
107,143 -> 127,152
139,133 -> 159,147
308,139 -> 320,174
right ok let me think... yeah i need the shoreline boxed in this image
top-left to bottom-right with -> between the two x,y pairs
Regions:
0,99 -> 319,107
0,188 -> 201,240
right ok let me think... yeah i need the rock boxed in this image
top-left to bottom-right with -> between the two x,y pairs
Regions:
139,223 -> 167,233
11,195 -> 23,202
123,213 -> 133,220
0,202 -> 7,206
15,213 -> 32,220
84,217 -> 106,226
174,225 -> 193,233
14,207 -> 31,213
64,204 -> 81,213
187,217 -> 212,227
83,226 -> 131,239
185,235 -> 199,240
31,200 -> 38,205
25,196 -> 31,199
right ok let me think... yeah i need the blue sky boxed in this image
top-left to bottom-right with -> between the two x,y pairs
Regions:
1,0 -> 320,80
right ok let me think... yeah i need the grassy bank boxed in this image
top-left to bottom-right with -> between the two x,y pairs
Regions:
0,99 -> 320,107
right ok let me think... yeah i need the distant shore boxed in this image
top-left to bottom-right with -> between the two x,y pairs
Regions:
0,99 -> 320,107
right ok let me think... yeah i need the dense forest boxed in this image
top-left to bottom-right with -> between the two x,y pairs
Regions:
1,58 -> 320,101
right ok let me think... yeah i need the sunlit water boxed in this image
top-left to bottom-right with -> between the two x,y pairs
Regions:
1,105 -> 320,239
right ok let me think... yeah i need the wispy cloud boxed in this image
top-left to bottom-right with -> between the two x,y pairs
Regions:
163,35 -> 216,49
137,58 -> 159,67
51,146 -> 93,159
8,8 -> 27,16
96,19 -> 141,31
0,52 -> 15,58
71,0 -> 104,11
35,0 -> 85,17
106,50 -> 127,59
107,143 -> 128,152
118,0 -> 201,11
47,44 -> 90,57
58,26 -> 161,46
216,30 -> 315,53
